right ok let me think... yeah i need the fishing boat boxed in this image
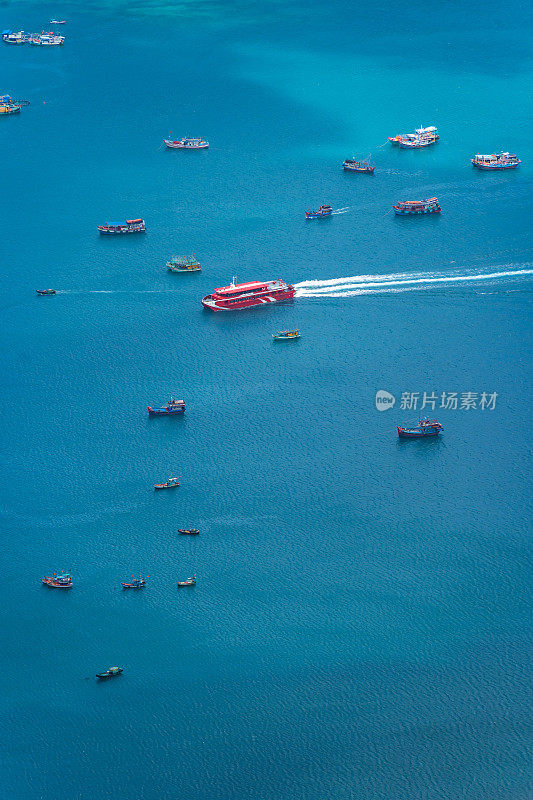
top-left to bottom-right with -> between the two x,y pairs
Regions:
97,219 -> 145,235
148,397 -> 185,415
389,125 -> 439,145
2,30 -> 27,44
393,197 -> 441,215
164,136 -> 209,149
177,575 -> 196,587
202,277 -> 295,312
397,418 -> 443,438
50,20 -> 66,24
36,288 -> 56,295
305,204 -> 333,219
415,125 -> 439,140
471,152 -> 521,170
0,95 -> 21,114
96,666 -> 123,679
397,133 -> 437,149
272,330 -> 301,340
178,528 -> 200,535
121,576 -> 147,589
154,476 -> 180,490
343,158 -> 375,173
166,255 -> 201,272
41,572 -> 72,588
31,32 -> 65,46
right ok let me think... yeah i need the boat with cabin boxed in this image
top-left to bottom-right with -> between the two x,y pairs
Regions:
166,255 -> 201,272
154,476 -> 180,490
41,572 -> 72,588
177,575 -> 196,587
178,528 -> 200,535
393,197 -> 441,215
148,397 -> 185,415
164,136 -> 209,149
31,32 -> 65,46
397,418 -> 443,438
50,20 -> 66,24
305,204 -> 332,219
97,219 -> 145,235
2,30 -> 27,44
96,666 -> 123,679
272,330 -> 301,340
202,277 -> 295,311
343,158 -> 374,173
36,288 -> 56,295
0,95 -> 21,114
121,576 -> 146,589
389,125 -> 439,146
471,152 -> 521,170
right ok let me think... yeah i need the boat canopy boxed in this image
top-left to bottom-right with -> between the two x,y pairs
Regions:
126,218 -> 143,224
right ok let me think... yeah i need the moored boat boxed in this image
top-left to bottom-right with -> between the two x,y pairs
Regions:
343,158 -> 374,173
36,288 -> 56,295
0,95 -> 21,114
31,32 -> 65,46
121,576 -> 147,589
202,277 -> 295,311
305,204 -> 333,219
50,20 -> 66,24
97,219 -> 145,235
148,397 -> 185,415
272,329 -> 301,340
178,528 -> 200,535
397,418 -> 443,438
393,197 -> 441,215
389,125 -> 439,146
471,152 -> 521,170
2,30 -> 27,44
41,572 -> 72,588
96,666 -> 123,679
154,476 -> 180,490
177,575 -> 196,587
164,136 -> 209,149
166,255 -> 201,272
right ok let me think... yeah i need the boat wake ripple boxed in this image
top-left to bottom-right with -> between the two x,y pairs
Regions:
294,264 -> 533,298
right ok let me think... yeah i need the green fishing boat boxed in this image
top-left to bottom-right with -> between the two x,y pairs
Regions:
272,330 -> 301,341
166,255 -> 201,272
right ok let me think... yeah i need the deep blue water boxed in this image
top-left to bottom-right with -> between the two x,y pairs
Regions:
1,1 -> 532,798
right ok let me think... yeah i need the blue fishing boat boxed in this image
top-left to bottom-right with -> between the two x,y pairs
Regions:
121,575 -> 147,589
305,204 -> 332,219
96,666 -> 123,679
471,152 -> 521,170
97,219 -> 145,235
397,418 -> 443,438
393,197 -> 441,215
147,397 -> 185,415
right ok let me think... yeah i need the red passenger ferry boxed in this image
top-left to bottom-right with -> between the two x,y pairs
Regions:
202,278 -> 295,311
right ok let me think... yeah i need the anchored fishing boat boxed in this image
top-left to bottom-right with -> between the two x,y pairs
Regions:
96,666 -> 123,679
164,136 -> 209,149
202,277 -> 295,311
0,95 -> 21,114
50,20 -> 66,24
389,125 -> 439,145
121,576 -> 146,589
343,158 -> 374,173
397,418 -> 443,438
471,152 -> 521,170
31,32 -> 65,46
2,30 -> 27,44
148,397 -> 185,415
154,476 -> 180,490
306,204 -> 333,219
36,288 -> 56,295
166,255 -> 201,272
272,330 -> 301,340
393,197 -> 441,215
41,572 -> 72,588
178,528 -> 200,535
97,219 -> 145,235
177,575 -> 196,587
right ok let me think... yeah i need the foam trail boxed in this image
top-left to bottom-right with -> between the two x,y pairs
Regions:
295,267 -> 533,297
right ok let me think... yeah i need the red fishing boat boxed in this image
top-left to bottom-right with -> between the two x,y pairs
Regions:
202,278 -> 295,311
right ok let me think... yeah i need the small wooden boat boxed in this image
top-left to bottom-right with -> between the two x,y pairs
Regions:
0,101 -> 21,114
178,528 -> 199,535
121,575 -> 147,588
96,666 -> 123,679
166,255 -> 201,272
272,330 -> 301,341
164,136 -> 209,149
343,158 -> 375,173
41,572 -> 72,588
154,476 -> 180,490
305,204 -> 332,219
148,397 -> 185,416
397,418 -> 443,438
177,575 -> 196,587
36,288 -> 56,295
393,198 -> 441,215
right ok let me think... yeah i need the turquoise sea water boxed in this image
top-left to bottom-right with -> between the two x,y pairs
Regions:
1,1 -> 532,798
